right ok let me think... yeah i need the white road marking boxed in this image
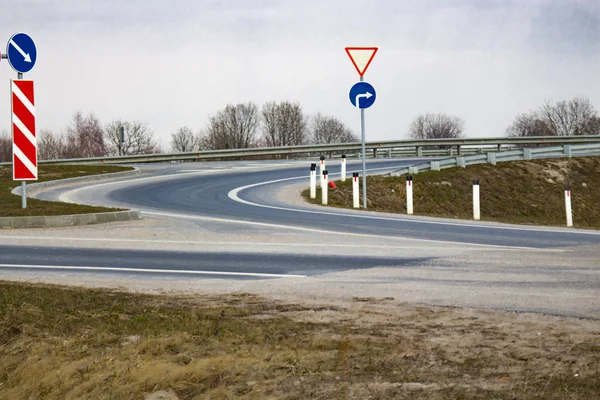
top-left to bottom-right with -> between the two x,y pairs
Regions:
0,263 -> 307,278
227,168 -> 600,237
141,210 -> 557,251
0,235 -> 511,251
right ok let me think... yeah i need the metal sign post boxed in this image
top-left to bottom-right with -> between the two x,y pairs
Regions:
360,76 -> 367,208
345,47 -> 378,209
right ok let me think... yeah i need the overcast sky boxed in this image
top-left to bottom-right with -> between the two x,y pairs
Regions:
2,0 -> 599,148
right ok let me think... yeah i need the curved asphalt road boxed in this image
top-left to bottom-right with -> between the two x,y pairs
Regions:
59,159 -> 600,249
2,158 -> 599,317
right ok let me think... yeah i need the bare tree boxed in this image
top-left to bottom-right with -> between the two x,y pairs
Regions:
506,97 -> 600,137
0,130 -> 11,162
310,113 -> 359,144
408,113 -> 465,139
105,120 -> 158,155
261,101 -> 308,147
171,126 -> 200,152
38,129 -> 66,160
505,111 -> 554,137
202,103 -> 260,150
63,112 -> 106,158
539,97 -> 599,136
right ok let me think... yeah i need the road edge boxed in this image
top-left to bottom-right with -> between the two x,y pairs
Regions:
5,167 -> 143,229
10,167 -> 142,197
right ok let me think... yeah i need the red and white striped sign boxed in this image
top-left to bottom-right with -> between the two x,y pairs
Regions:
11,79 -> 37,181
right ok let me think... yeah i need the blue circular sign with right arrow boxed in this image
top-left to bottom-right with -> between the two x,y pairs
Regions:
349,81 -> 376,109
7,32 -> 37,74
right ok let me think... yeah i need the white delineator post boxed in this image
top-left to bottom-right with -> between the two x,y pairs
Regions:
406,176 -> 413,215
565,185 -> 573,227
341,154 -> 346,182
309,163 -> 317,199
473,179 -> 481,221
322,170 -> 328,205
352,172 -> 359,209
319,156 -> 326,188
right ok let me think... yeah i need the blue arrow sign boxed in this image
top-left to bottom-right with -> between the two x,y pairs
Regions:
349,82 -> 376,109
7,32 -> 37,74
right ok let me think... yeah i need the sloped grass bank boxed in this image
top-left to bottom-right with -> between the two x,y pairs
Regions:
304,157 -> 600,229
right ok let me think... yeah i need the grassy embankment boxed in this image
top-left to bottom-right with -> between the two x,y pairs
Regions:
0,164 -> 132,217
0,281 -> 598,399
304,157 -> 600,229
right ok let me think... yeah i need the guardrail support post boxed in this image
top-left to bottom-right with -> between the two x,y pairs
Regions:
563,145 -> 573,158
387,148 -> 392,158
457,145 -> 462,156
322,170 -> 328,205
406,176 -> 414,215
373,148 -> 378,159
565,185 -> 573,227
431,161 -> 441,171
487,152 -> 497,165
497,144 -> 502,152
523,148 -> 532,160
310,163 -> 317,199
340,154 -> 346,181
473,180 -> 480,221
352,172 -> 359,208
319,156 -> 325,188
449,147 -> 453,156
457,157 -> 466,168
416,146 -> 423,157
409,166 -> 419,175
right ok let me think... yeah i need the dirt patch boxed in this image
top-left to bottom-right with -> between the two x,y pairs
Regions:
304,157 -> 600,229
0,281 -> 598,399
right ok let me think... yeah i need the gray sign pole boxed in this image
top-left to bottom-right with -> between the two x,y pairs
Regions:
359,75 -> 367,209
16,71 -> 27,209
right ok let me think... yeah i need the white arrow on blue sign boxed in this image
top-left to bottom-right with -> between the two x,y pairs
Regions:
7,32 -> 37,74
349,82 -> 376,109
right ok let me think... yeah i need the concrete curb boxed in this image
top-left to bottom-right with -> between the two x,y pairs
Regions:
11,167 -> 142,197
0,210 -> 141,229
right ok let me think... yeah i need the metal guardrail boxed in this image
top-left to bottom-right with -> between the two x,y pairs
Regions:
1,135 -> 600,166
388,144 -> 600,176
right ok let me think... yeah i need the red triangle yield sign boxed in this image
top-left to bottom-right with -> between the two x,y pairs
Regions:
345,47 -> 378,77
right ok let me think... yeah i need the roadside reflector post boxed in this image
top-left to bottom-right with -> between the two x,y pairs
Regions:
341,154 -> 346,181
309,163 -> 317,199
322,170 -> 328,205
406,176 -> 413,215
352,172 -> 359,208
473,180 -> 481,221
565,185 -> 573,227
319,156 -> 325,188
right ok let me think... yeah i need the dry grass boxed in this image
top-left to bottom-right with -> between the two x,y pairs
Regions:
0,165 -> 132,217
304,157 -> 600,229
0,281 -> 598,399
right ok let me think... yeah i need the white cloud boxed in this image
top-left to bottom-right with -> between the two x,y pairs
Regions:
0,0 -> 598,144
